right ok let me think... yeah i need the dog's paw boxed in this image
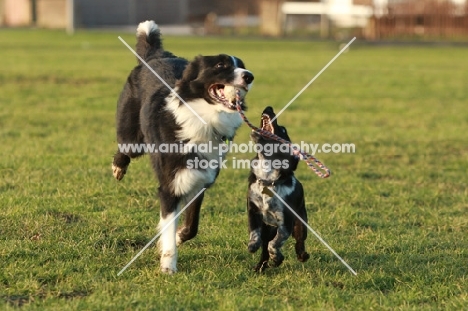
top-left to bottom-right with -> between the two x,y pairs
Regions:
176,234 -> 183,246
248,240 -> 261,253
160,251 -> 178,275
160,259 -> 177,275
248,230 -> 261,253
175,229 -> 187,246
269,253 -> 284,267
297,251 -> 310,262
112,153 -> 131,180
112,163 -> 127,181
160,267 -> 177,275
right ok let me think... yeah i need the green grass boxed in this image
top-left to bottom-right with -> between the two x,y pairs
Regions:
1,29 -> 467,310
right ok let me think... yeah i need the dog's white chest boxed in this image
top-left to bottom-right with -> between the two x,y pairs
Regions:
166,96 -> 242,144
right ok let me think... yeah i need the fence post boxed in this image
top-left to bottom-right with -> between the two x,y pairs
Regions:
66,0 -> 74,35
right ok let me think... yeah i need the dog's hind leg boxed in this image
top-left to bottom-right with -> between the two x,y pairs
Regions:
113,83 -> 145,181
247,198 -> 263,253
292,199 -> 310,262
176,192 -> 205,245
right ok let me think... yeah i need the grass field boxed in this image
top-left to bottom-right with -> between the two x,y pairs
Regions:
1,29 -> 467,310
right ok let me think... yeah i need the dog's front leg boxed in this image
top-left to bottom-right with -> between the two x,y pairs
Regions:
255,224 -> 276,272
267,221 -> 290,267
157,187 -> 180,275
247,197 -> 263,253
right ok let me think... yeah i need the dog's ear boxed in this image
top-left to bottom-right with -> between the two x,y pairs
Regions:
178,56 -> 205,95
181,55 -> 203,82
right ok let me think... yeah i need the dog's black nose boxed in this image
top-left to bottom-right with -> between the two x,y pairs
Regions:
242,71 -> 254,84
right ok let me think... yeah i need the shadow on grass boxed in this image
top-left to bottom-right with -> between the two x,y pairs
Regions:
2,290 -> 90,307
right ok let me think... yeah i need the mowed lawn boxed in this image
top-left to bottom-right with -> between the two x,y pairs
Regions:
0,29 -> 467,310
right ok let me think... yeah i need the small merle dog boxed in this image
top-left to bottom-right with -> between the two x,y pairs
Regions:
247,107 -> 310,272
112,21 -> 254,274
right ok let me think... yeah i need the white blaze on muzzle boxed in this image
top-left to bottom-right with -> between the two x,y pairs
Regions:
230,55 -> 253,91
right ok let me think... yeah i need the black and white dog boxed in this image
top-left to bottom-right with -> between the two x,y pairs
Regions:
247,107 -> 310,272
112,21 -> 254,274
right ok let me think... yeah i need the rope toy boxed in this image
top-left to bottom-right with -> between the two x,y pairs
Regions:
235,91 -> 331,179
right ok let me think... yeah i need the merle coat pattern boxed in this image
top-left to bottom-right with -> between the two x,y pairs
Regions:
247,107 -> 310,272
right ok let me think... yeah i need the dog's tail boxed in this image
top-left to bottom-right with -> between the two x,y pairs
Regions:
136,20 -> 162,63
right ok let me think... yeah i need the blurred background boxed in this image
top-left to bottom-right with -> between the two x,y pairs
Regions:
1,0 -> 468,41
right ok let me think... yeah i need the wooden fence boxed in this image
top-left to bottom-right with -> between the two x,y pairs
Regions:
369,14 -> 468,40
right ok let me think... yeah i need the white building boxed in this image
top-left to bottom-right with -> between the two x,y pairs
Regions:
282,0 -> 375,29
280,0 -> 468,35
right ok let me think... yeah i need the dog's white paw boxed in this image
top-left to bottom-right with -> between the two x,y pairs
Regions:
112,163 -> 127,181
160,252 -> 177,275
176,232 -> 183,246
160,267 -> 177,275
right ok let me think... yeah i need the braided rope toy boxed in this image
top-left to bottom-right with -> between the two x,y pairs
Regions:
235,91 -> 331,179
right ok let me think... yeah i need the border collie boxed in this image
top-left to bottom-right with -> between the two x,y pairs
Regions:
112,21 -> 254,274
247,107 -> 310,272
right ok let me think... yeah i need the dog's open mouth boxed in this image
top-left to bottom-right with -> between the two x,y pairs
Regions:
261,114 -> 274,134
209,84 -> 247,110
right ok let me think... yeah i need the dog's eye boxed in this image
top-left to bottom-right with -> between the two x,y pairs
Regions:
215,62 -> 225,69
